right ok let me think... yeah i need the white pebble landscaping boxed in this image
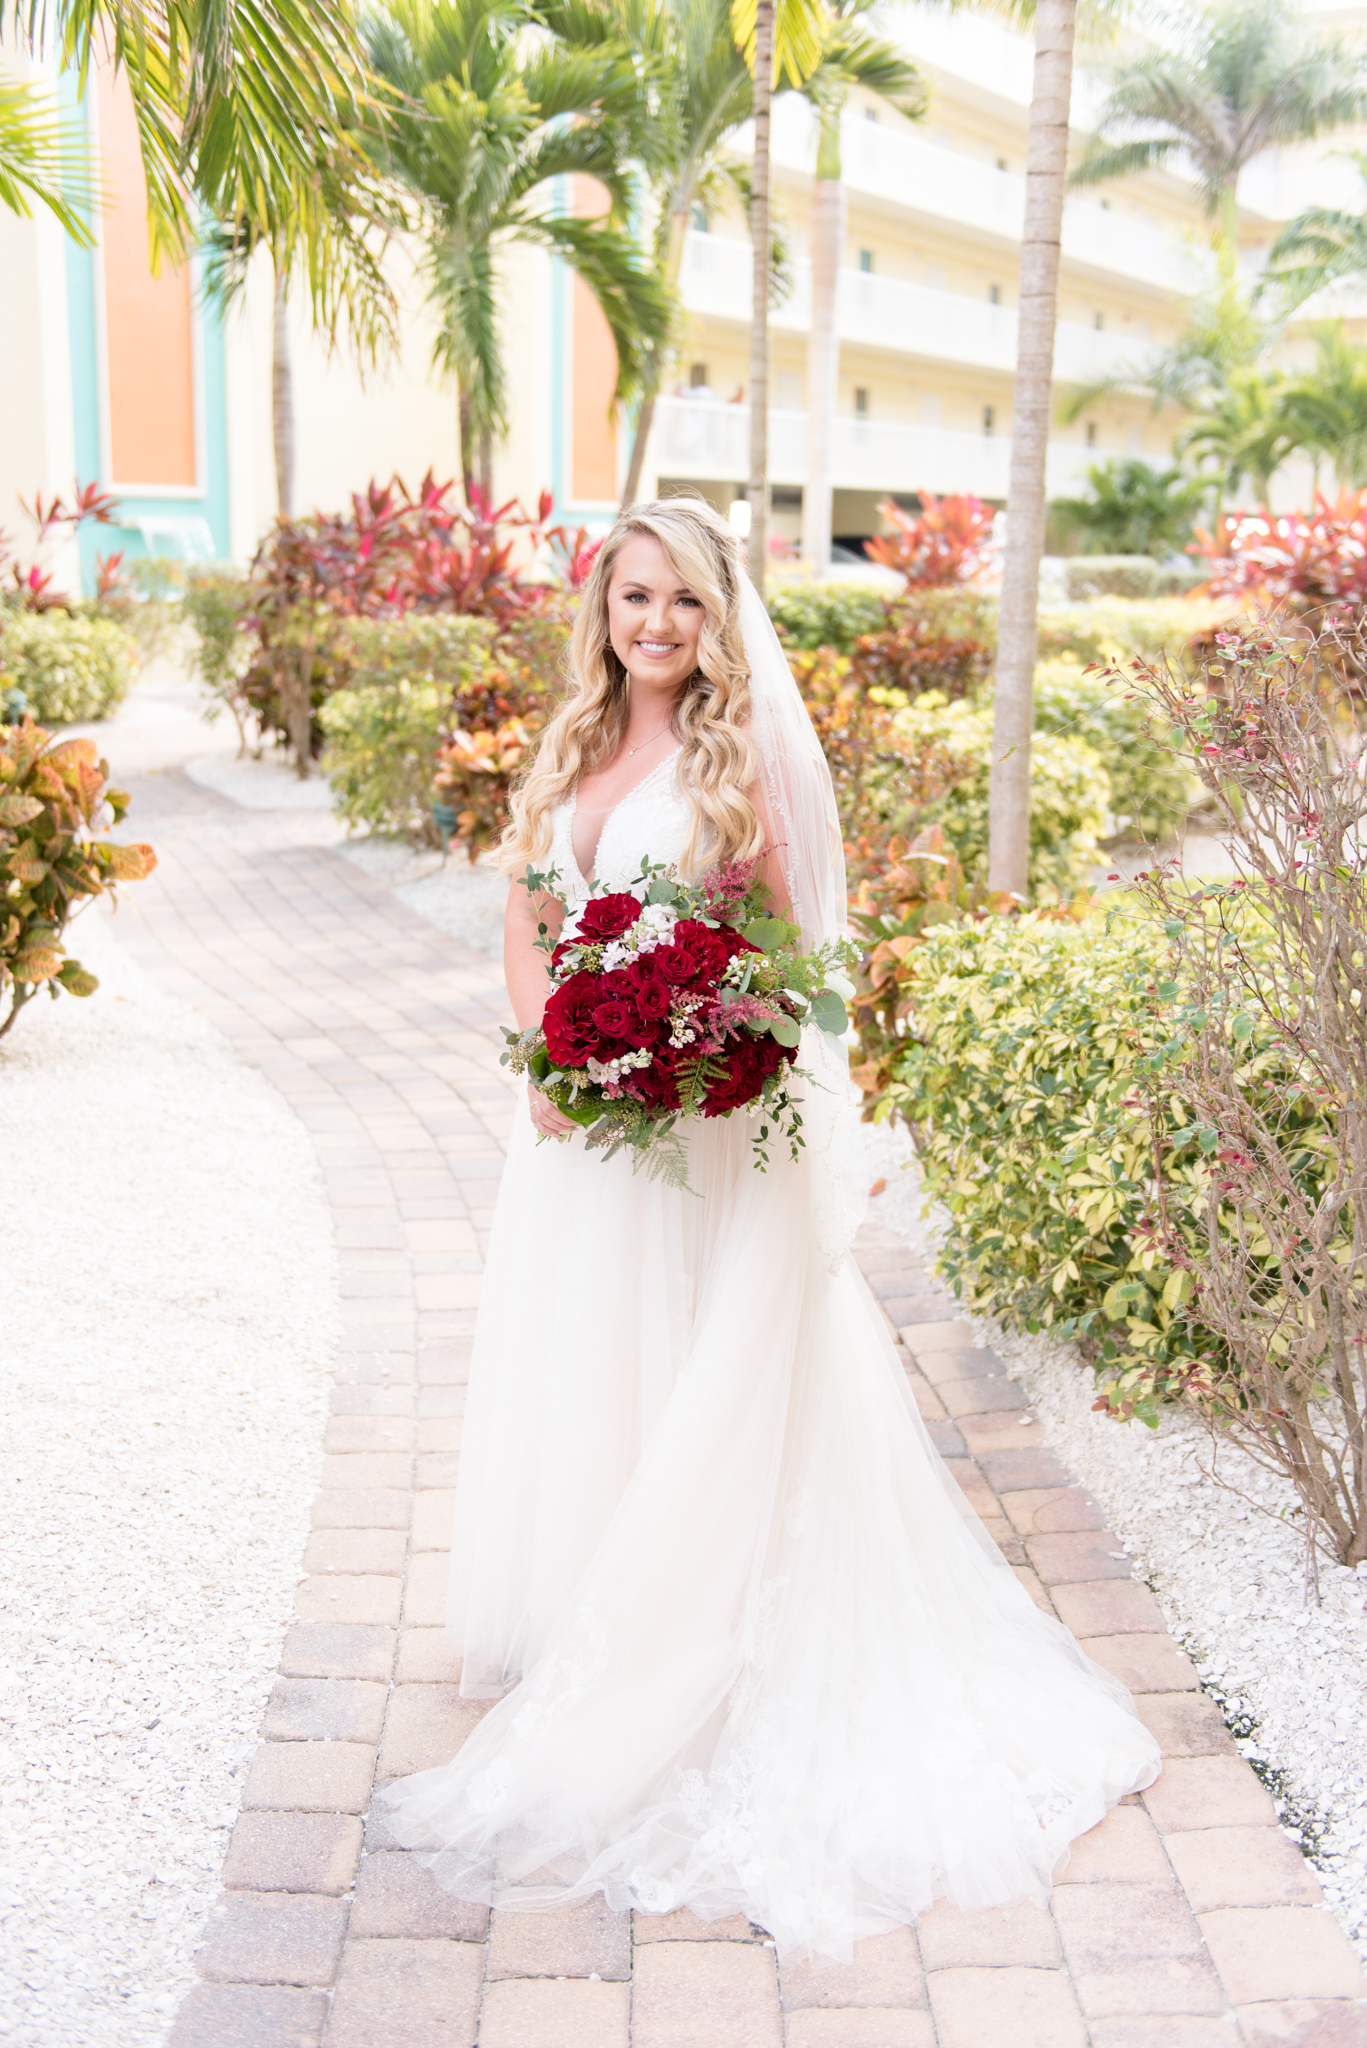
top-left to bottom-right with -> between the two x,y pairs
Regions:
0,908 -> 338,2046
858,1120 -> 1367,1966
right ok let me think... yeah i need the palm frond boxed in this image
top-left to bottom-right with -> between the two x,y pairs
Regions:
0,66 -> 94,240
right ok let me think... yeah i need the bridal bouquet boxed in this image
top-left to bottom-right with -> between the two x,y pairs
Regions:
501,856 -> 856,1181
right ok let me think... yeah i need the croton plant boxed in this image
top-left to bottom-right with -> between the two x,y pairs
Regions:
0,717 -> 156,1039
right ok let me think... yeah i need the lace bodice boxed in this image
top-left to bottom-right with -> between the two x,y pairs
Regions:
549,752 -> 700,927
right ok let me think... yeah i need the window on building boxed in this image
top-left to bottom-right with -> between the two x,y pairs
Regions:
1086,421 -> 1098,447
983,404 -> 995,437
988,282 -> 1001,306
690,203 -> 708,232
996,155 -> 1008,172
689,363 -> 709,389
854,388 -> 870,418
859,248 -> 874,273
1093,310 -> 1105,331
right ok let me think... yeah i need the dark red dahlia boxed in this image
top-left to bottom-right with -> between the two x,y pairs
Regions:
700,1028 -> 793,1116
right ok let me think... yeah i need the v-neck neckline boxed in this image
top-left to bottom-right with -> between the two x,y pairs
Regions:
568,748 -> 682,889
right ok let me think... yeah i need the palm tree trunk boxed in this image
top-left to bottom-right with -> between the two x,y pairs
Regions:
272,259 -> 295,519
988,0 -> 1076,899
747,0 -> 776,592
459,389 -> 476,505
621,208 -> 691,510
620,390 -> 658,510
479,427 -> 493,505
804,120 -> 844,578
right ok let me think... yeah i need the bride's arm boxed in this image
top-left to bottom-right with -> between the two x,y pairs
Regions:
504,877 -> 576,1137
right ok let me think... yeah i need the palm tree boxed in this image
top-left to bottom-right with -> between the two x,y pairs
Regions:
11,0 -> 389,299
0,65 -> 92,240
1177,367 -> 1294,509
979,0 -> 1080,899
734,0 -> 825,591
798,6 -> 924,576
1070,0 -> 1367,255
1276,325 -> 1367,493
1265,149 -> 1367,314
549,0 -> 755,513
366,0 -> 672,500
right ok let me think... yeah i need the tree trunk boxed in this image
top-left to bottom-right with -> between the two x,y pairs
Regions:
621,208 -> 691,510
459,388 -> 476,505
804,144 -> 844,577
988,0 -> 1076,899
272,261 -> 295,520
620,390 -> 659,510
747,0 -> 775,593
479,426 -> 493,507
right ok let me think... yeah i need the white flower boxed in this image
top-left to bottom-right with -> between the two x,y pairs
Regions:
600,902 -> 678,970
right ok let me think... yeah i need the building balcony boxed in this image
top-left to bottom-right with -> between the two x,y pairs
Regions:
680,230 -> 1159,388
651,395 -> 1093,500
764,99 -> 1203,300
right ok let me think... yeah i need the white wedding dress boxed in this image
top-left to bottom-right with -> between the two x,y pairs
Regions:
375,749 -> 1162,1961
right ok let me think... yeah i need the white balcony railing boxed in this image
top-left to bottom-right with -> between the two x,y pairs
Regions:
762,99 -> 1203,300
651,396 -> 1093,500
679,231 -> 1159,387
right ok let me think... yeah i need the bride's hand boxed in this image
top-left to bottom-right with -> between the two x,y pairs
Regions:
529,1084 -> 577,1140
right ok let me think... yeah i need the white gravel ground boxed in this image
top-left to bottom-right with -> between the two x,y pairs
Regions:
856,1120 -> 1367,1966
0,907 -> 339,2047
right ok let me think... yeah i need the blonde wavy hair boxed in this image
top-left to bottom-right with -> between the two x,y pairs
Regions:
500,497 -> 762,880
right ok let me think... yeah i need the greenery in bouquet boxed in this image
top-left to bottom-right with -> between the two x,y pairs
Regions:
501,858 -> 857,1187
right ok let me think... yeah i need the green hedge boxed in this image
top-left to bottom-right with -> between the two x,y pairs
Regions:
1036,596 -> 1234,666
877,909 -> 1197,1416
320,615 -> 496,838
890,692 -> 1111,896
0,611 -> 137,723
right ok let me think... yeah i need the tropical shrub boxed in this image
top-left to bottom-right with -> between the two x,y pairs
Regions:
89,555 -> 185,665
0,611 -> 137,724
787,647 -> 973,874
889,692 -> 1112,897
1036,597 -> 1235,667
0,717 -> 156,1038
865,492 -> 996,587
0,482 -> 123,612
768,581 -> 891,653
181,569 -> 256,751
1049,459 -> 1207,559
858,903 -> 1218,1422
238,475 -> 568,773
320,604 -> 572,852
321,616 -> 498,839
1032,659 -> 1198,842
1191,488 -> 1367,616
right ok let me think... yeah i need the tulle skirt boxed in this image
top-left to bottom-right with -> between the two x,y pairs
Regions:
375,1082 -> 1161,1961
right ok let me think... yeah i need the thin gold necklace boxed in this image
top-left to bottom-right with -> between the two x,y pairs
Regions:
625,724 -> 673,758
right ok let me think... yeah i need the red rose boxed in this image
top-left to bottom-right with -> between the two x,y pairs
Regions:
671,920 -> 734,983
633,977 -> 672,1023
701,1029 -> 793,1116
593,998 -> 634,1036
543,973 -> 603,1066
628,1048 -> 681,1111
576,893 -> 641,943
653,943 -> 699,984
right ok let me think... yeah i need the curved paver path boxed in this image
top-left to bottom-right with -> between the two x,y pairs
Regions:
101,704 -> 1367,2048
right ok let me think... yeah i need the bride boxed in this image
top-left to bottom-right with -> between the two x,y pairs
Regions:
376,496 -> 1160,1960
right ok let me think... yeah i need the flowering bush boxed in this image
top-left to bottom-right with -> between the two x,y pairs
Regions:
864,492 -> 996,588
0,611 -> 137,724
1,716 -> 156,1039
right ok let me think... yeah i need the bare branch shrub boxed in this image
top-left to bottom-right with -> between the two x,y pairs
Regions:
1113,623 -> 1367,1565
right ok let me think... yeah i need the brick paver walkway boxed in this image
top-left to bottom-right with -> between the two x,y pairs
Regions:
107,754 -> 1367,2048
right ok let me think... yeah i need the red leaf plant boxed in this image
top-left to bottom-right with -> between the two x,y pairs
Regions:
864,492 -> 997,589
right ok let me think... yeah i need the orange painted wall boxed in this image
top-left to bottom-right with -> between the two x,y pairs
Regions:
96,65 -> 196,487
570,178 -> 620,503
